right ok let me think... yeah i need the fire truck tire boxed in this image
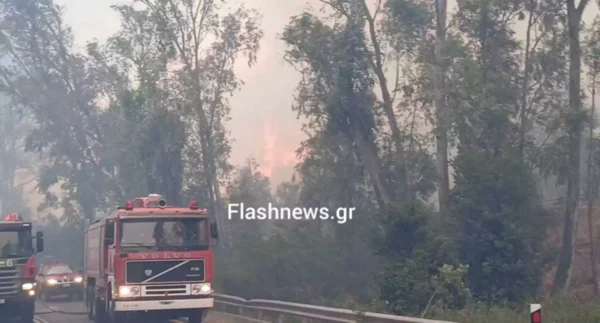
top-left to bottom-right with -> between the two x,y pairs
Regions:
108,301 -> 125,323
106,287 -> 125,323
86,287 -> 94,319
20,302 -> 35,323
188,309 -> 207,323
92,291 -> 108,323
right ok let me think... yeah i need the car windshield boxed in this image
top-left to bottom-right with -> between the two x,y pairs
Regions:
46,265 -> 73,275
119,217 -> 209,251
0,229 -> 32,257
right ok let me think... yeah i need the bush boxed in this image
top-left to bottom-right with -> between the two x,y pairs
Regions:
451,149 -> 546,304
378,203 -> 470,315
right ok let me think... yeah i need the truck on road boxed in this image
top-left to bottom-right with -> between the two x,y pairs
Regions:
83,194 -> 218,323
0,213 -> 44,323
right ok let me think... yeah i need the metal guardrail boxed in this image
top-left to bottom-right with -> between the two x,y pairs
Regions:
212,294 -> 458,323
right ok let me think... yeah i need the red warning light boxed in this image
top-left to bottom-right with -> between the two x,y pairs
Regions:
531,311 -> 541,323
4,213 -> 21,221
190,201 -> 199,210
125,201 -> 134,210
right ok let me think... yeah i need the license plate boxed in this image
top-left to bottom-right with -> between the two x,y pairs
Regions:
0,299 -> 5,304
62,284 -> 71,287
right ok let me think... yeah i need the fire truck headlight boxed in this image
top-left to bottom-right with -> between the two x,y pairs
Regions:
21,283 -> 34,290
118,285 -> 140,297
191,283 -> 211,295
74,277 -> 83,283
47,279 -> 57,285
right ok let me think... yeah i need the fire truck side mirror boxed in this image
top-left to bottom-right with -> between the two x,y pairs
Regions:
35,231 -> 44,253
210,222 -> 218,240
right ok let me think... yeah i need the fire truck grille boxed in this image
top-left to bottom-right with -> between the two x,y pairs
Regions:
126,260 -> 205,284
142,284 -> 189,297
0,258 -> 27,296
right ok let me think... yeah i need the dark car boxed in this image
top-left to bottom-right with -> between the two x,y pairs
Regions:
35,263 -> 83,301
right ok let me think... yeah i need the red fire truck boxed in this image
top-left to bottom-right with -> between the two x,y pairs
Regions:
83,194 -> 217,323
0,213 -> 44,323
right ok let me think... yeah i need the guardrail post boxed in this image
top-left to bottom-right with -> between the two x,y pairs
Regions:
530,304 -> 541,323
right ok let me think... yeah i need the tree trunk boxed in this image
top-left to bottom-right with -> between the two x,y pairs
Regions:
519,4 -> 535,154
353,128 -> 393,207
434,0 -> 450,222
586,72 -> 599,295
360,1 -> 411,201
552,0 -> 589,294
0,106 -> 16,214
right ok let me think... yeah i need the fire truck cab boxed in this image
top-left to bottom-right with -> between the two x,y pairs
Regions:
83,194 -> 217,323
0,213 -> 44,323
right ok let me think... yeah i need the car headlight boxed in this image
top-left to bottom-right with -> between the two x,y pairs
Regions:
191,283 -> 211,295
22,283 -> 34,290
118,285 -> 140,298
74,277 -> 83,283
47,279 -> 57,285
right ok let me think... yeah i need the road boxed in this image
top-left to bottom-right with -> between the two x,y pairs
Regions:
33,296 -> 241,323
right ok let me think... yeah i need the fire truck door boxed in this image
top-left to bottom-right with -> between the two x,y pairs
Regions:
103,221 -> 115,275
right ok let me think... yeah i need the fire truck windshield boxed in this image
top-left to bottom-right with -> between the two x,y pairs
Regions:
119,217 -> 209,251
0,228 -> 32,257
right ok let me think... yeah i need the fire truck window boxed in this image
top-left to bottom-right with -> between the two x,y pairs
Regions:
0,229 -> 32,257
105,221 -> 115,245
120,218 -> 209,250
198,220 -> 207,243
121,221 -> 156,245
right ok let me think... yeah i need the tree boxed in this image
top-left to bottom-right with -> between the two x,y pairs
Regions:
581,15 -> 600,296
433,0 -> 450,222
0,0 -> 111,220
225,158 -> 273,239
552,0 -> 591,294
133,0 -> 263,245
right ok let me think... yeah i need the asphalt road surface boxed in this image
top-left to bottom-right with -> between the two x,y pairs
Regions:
33,295 -> 239,323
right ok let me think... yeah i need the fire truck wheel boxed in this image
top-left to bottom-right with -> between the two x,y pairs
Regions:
93,291 -> 108,322
108,301 -> 125,323
188,309 -> 207,323
86,287 -> 94,320
20,302 -> 35,323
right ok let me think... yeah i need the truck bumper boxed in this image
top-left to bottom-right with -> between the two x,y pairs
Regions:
42,284 -> 82,297
0,291 -> 35,316
114,297 -> 213,312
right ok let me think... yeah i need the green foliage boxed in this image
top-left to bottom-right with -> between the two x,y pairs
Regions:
378,203 -> 469,315
451,148 -> 546,303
